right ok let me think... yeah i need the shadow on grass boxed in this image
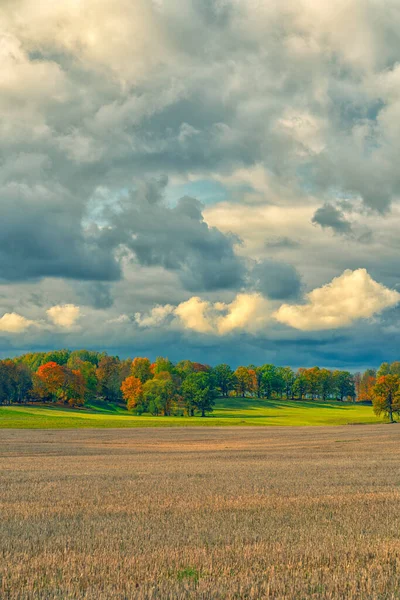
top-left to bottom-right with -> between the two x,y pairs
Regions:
215,397 -> 353,412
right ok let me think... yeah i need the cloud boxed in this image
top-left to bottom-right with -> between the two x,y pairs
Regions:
46,304 -> 81,329
275,269 -> 400,331
312,203 -> 353,235
135,304 -> 175,328
216,293 -> 272,335
103,179 -> 245,292
0,313 -> 37,333
250,259 -> 301,300
138,293 -> 272,335
174,297 -> 215,334
2,0 -> 400,366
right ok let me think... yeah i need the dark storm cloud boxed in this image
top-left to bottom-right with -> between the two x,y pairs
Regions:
250,259 -> 301,300
101,179 -> 246,292
0,183 -> 121,283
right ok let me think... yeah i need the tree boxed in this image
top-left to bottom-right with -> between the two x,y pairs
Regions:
32,361 -> 84,406
234,366 -> 253,397
0,361 -> 32,404
34,362 -> 66,402
377,362 -> 391,378
293,368 -> 308,400
303,367 -> 321,400
96,356 -> 123,403
390,361 -> 400,376
358,369 -> 376,402
260,365 -> 278,399
181,372 -> 216,417
131,357 -> 153,383
318,368 -> 333,401
0,361 -> 13,405
333,370 -> 355,401
152,357 -> 175,375
121,376 -> 144,411
142,378 -> 175,416
67,358 -> 98,401
372,375 -> 400,423
280,367 -> 296,399
213,364 -> 235,397
65,370 -> 85,406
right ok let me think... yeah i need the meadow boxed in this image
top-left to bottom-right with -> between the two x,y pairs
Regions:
0,397 -> 380,428
1,425 -> 400,599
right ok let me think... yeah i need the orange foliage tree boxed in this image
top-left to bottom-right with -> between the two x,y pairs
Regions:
32,361 -> 84,406
121,376 -> 143,411
372,375 -> 400,423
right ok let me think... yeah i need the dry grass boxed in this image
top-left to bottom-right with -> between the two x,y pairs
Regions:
1,425 -> 400,599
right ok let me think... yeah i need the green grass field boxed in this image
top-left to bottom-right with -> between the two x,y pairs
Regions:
0,397 -> 381,428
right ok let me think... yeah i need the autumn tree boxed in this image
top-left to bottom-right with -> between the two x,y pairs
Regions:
372,375 -> 400,423
234,366 -> 253,397
67,357 -> 98,401
32,361 -> 84,406
34,362 -> 66,402
65,370 -> 85,406
358,369 -> 376,402
121,376 -> 144,411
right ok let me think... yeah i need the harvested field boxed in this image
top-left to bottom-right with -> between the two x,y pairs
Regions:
1,425 -> 400,599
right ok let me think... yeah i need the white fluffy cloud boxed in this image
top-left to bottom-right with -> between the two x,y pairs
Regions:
174,297 -> 215,334
134,269 -> 400,336
0,313 -> 37,333
135,304 -> 175,328
137,293 -> 272,335
216,294 -> 272,335
275,269 -> 400,331
46,304 -> 81,329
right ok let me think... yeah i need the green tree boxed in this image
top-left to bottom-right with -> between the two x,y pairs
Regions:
280,367 -> 296,399
131,357 -> 153,383
96,356 -> 124,403
142,378 -> 175,416
293,369 -> 308,400
260,365 -> 278,399
333,370 -> 355,401
181,372 -> 216,417
213,364 -> 235,397
377,362 -> 391,378
152,357 -> 175,375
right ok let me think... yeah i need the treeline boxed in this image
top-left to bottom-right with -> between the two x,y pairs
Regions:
0,348 -> 380,416
0,350 -> 399,420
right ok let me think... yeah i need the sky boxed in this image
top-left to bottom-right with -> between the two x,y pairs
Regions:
1,0 -> 400,368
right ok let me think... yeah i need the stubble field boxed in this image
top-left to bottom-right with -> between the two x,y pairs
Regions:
1,425 -> 400,599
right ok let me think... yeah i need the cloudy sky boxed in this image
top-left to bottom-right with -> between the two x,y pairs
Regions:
2,0 -> 400,368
